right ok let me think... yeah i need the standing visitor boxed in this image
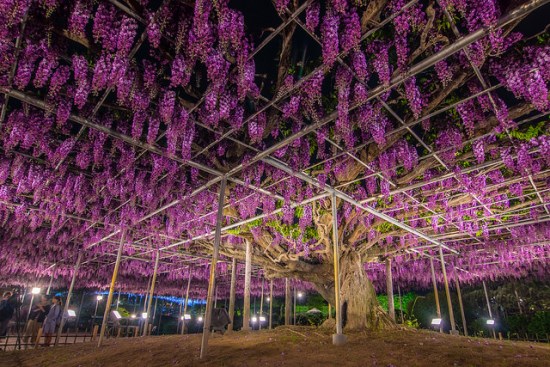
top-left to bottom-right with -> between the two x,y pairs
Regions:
0,291 -> 15,337
23,295 -> 50,347
42,296 -> 62,347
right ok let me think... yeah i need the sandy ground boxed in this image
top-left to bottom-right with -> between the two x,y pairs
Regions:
1,327 -> 549,367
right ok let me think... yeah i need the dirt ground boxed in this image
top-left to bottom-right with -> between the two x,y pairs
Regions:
1,327 -> 549,367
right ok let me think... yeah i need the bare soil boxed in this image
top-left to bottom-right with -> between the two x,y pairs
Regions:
1,327 -> 549,367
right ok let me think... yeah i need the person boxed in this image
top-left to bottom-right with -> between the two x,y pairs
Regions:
0,291 -> 15,337
42,296 -> 62,347
23,295 -> 50,347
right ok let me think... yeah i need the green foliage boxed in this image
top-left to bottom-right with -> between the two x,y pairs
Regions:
296,311 -> 325,326
376,221 -> 395,234
116,306 -> 131,318
527,311 -> 550,335
499,121 -> 548,142
377,292 -> 416,313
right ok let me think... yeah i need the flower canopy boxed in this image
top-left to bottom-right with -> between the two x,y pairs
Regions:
0,0 -> 548,297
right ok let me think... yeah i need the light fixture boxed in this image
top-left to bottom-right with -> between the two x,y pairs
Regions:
266,297 -> 270,302
97,295 -> 104,301
259,316 -> 266,322
431,318 -> 442,326
197,316 -> 203,322
130,314 -> 136,319
297,292 -> 303,298
67,310 -> 76,317
251,316 -> 258,323
486,319 -> 495,325
141,312 -> 148,319
31,287 -> 41,295
112,310 -> 122,319
180,316 -> 184,320
184,314 -> 192,320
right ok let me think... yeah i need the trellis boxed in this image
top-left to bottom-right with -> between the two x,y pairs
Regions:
0,0 -> 548,354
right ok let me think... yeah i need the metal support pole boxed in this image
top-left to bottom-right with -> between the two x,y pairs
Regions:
177,286 -> 184,335
152,296 -> 159,324
200,177 -> 226,359
284,278 -> 291,325
55,252 -> 82,346
398,285 -> 405,324
98,231 -> 126,347
293,287 -> 297,325
143,250 -> 160,336
46,266 -> 56,295
26,294 -> 35,324
514,289 -> 523,315
483,281 -> 496,339
259,279 -> 264,330
116,289 -> 121,311
429,258 -> 443,333
227,258 -> 237,332
454,272 -> 468,336
385,258 -> 395,322
182,271 -> 192,335
439,247 -> 456,334
242,239 -> 252,331
269,279 -> 273,330
214,286 -> 218,309
75,292 -> 85,332
331,192 -> 346,345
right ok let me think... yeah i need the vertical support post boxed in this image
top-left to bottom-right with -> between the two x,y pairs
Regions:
331,192 -> 346,345
97,230 -> 126,347
180,270 -> 191,335
182,270 -> 192,335
328,303 -> 332,319
214,286 -> 218,309
398,285 -> 405,324
152,296 -> 159,325
200,177 -> 226,359
26,294 -> 35,324
269,279 -> 273,330
259,279 -> 264,330
178,282 -> 185,333
46,266 -> 56,295
181,271 -> 192,335
293,287 -> 297,325
429,258 -> 443,333
439,247 -> 456,334
514,289 -> 523,315
284,278 -> 291,325
75,292 -> 85,332
454,271 -> 468,336
55,252 -> 82,346
227,258 -> 237,332
483,280 -> 496,339
116,289 -> 121,310
143,250 -> 160,336
385,258 -> 395,322
242,239 -> 252,331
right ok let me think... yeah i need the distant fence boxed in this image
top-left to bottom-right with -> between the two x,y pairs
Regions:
1,332 -> 93,351
1,324 -> 143,351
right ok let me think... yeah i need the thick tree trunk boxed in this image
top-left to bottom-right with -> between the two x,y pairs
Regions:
313,252 -> 395,331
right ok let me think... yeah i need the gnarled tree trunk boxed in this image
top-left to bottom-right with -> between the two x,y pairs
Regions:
313,252 -> 395,331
